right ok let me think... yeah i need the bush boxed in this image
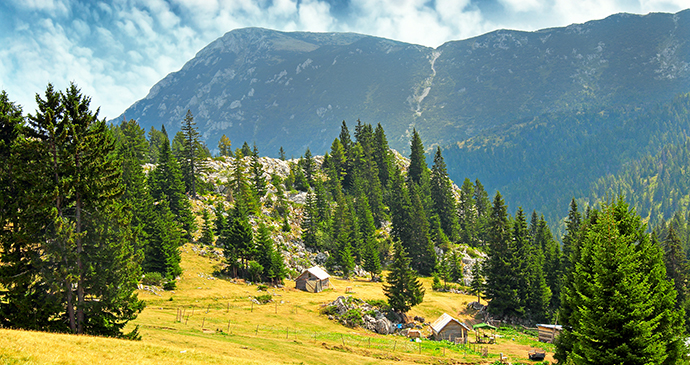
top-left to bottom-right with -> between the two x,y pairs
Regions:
257,284 -> 268,291
342,309 -> 363,328
163,280 -> 176,290
142,272 -> 164,286
255,294 -> 273,304
365,299 -> 391,311
320,305 -> 338,316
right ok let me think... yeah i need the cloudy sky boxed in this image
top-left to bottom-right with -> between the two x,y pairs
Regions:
0,0 -> 687,119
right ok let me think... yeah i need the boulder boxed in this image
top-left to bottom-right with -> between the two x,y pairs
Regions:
375,317 -> 393,335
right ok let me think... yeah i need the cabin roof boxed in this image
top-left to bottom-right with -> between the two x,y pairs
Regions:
299,266 -> 330,280
536,324 -> 563,330
431,313 -> 471,333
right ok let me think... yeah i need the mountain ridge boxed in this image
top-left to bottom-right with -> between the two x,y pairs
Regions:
117,9 -> 690,157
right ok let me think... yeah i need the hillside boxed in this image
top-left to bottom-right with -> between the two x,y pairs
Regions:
0,243 -> 554,365
442,93 -> 690,230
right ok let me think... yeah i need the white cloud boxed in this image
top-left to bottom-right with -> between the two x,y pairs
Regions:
0,0 -> 687,119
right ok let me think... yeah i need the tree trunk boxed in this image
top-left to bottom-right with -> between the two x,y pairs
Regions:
76,194 -> 84,334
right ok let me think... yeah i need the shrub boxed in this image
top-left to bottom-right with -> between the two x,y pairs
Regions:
142,272 -> 164,286
163,280 -> 176,290
257,284 -> 268,291
320,305 -> 338,316
255,294 -> 273,304
342,309 -> 363,328
365,299 -> 391,311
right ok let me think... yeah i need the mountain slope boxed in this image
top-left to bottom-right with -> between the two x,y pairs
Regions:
117,10 -> 690,157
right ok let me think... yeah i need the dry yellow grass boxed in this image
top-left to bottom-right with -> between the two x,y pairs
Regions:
1,243 -> 553,364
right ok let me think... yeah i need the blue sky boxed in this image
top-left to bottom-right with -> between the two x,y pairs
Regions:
0,0 -> 687,119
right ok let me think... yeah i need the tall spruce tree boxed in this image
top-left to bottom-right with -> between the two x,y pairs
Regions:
383,240 -> 425,313
473,179 -> 491,245
458,178 -> 477,245
661,227 -> 690,334
180,109 -> 203,197
1,84 -> 143,336
430,147 -> 460,242
407,128 -> 428,186
484,192 -> 521,319
558,198 -> 685,364
218,134 -> 232,157
148,136 -> 195,238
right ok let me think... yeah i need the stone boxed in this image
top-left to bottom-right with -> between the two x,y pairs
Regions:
375,317 -> 393,335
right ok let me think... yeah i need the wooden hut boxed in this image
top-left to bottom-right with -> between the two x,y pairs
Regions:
431,313 -> 472,343
295,266 -> 331,293
536,324 -> 562,343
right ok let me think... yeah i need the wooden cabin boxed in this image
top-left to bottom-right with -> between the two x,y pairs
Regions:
536,324 -> 562,343
431,313 -> 472,343
295,266 -> 331,293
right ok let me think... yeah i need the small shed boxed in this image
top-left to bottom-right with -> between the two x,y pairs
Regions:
295,266 -> 331,293
536,324 -> 562,343
431,313 -> 472,343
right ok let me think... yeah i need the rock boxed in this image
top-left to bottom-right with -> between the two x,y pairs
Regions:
315,252 -> 328,264
375,317 -> 393,335
414,315 -> 425,323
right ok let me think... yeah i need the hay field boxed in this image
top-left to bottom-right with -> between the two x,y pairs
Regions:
1,243 -> 553,364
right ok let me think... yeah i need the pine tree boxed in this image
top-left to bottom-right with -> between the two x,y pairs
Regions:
279,146 -> 286,160
180,109 -> 203,197
218,134 -> 232,157
147,126 -> 167,163
255,223 -> 276,283
559,198 -> 685,364
473,179 -> 491,245
561,198 -> 581,274
535,215 -> 561,313
383,240 -> 425,313
301,190 -> 319,249
148,136 -> 196,239
407,129 -> 428,186
362,236 -> 382,281
145,199 -> 183,282
661,227 -> 690,333
200,209 -> 215,246
458,178 -> 477,245
430,147 -> 460,241
250,145 -> 267,199
241,141 -> 252,157
484,192 -> 521,319
225,203 -> 254,278
301,147 -> 315,184
470,263 -> 485,303
408,184 -> 437,276
373,123 -> 393,191
2,83 -> 144,336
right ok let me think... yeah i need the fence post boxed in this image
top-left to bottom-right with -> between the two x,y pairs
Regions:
286,327 -> 289,339
201,317 -> 205,329
206,304 -> 210,314
419,341 -> 421,354
227,319 -> 231,333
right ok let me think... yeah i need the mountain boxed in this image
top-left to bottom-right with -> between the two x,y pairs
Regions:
117,9 -> 690,227
117,10 -> 690,157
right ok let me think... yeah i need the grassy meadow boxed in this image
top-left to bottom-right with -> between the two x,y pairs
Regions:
1,243 -> 554,364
